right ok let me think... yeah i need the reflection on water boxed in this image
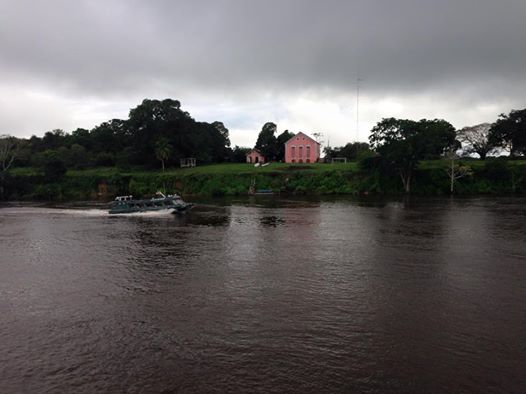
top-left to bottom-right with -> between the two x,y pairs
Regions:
259,215 -> 286,227
1,197 -> 525,393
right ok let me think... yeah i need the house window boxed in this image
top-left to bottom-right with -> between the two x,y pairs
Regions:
306,145 -> 310,160
299,146 -> 303,159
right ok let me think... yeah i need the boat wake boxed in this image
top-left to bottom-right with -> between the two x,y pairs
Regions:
109,210 -> 176,217
0,207 -> 176,218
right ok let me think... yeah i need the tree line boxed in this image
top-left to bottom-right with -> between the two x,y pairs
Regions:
366,109 -> 526,192
0,99 -> 233,176
1,101 -> 525,191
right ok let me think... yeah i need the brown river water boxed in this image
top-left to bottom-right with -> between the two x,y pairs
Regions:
1,197 -> 525,393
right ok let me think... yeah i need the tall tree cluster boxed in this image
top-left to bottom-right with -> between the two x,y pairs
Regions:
324,142 -> 372,161
369,118 -> 457,192
6,99 -> 232,170
457,123 -> 494,159
458,109 -> 526,159
366,108 -> 526,192
488,109 -> 526,157
254,122 -> 294,161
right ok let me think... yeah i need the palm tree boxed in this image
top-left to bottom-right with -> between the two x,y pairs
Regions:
155,138 -> 173,172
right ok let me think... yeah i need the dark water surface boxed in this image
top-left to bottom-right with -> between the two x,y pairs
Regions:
1,197 -> 525,393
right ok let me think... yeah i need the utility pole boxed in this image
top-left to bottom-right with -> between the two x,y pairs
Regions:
356,77 -> 363,142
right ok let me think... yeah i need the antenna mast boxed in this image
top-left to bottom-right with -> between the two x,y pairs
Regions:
356,78 -> 363,142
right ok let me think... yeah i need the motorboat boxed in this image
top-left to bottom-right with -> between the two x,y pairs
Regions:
108,192 -> 192,214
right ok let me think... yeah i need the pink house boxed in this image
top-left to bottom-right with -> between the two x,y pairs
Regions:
246,149 -> 266,164
284,132 -> 321,163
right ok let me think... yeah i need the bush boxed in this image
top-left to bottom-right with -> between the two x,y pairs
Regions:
0,172 -> 12,200
94,152 -> 115,167
358,154 -> 382,172
43,158 -> 67,182
511,165 -> 526,192
482,159 -> 511,183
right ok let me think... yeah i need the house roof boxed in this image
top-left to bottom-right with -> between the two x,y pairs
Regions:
285,132 -> 320,145
246,148 -> 264,156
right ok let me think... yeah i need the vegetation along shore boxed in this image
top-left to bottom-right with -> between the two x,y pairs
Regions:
4,160 -> 526,201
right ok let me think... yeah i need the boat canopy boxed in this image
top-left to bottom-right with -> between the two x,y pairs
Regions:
115,195 -> 133,201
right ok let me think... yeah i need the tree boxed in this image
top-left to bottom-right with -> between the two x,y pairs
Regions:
127,99 -> 187,166
324,142 -> 371,161
445,148 -> 472,193
42,129 -> 68,150
155,138 -> 173,171
0,135 -> 18,172
90,119 -> 129,154
209,121 -> 231,162
70,144 -> 89,169
255,122 -> 278,161
12,138 -> 31,167
489,109 -> 526,157
369,118 -> 456,193
0,135 -> 19,199
71,128 -> 92,150
457,123 -> 495,159
2,98 -> 234,175
127,99 -> 230,166
276,130 -> 294,161
212,121 -> 231,148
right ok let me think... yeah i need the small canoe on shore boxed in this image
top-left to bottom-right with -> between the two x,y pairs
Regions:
253,189 -> 275,195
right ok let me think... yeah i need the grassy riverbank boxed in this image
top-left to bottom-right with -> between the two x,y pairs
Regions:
8,162 -> 359,177
4,160 -> 526,200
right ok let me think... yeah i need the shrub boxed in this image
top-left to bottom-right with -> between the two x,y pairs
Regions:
43,159 -> 67,182
482,159 -> 511,183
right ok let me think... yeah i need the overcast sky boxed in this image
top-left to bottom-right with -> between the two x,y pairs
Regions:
1,0 -> 525,147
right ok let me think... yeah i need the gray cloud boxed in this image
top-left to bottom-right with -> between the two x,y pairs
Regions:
1,0 -> 526,141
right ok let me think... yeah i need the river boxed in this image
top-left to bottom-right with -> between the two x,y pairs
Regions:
1,197 -> 525,393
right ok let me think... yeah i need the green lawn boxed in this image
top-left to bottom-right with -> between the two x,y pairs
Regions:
8,159 -> 526,177
8,167 -> 43,176
72,162 -> 360,176
8,162 -> 358,177
418,158 -> 526,170
158,162 -> 359,175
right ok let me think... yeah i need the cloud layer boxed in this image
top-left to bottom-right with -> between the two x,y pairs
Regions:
1,0 -> 526,146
